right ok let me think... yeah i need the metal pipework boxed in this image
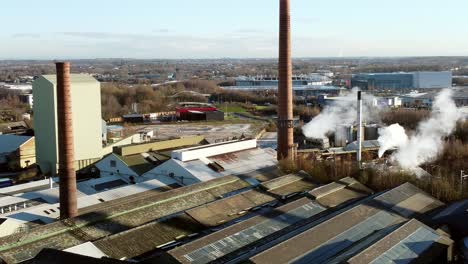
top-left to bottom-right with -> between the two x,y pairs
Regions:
56,62 -> 78,219
277,0 -> 296,160
357,91 -> 363,165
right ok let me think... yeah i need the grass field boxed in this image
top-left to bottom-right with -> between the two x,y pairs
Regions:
215,104 -> 247,113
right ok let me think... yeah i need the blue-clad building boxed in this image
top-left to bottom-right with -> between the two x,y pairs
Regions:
351,71 -> 452,90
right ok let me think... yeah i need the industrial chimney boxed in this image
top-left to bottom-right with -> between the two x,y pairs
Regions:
56,62 -> 78,219
277,0 -> 296,160
357,91 -> 363,165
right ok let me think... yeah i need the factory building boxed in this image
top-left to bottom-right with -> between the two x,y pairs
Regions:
351,71 -> 452,90
0,135 -> 35,170
33,74 -> 103,175
233,74 -> 332,87
0,162 -> 462,264
150,139 -> 279,184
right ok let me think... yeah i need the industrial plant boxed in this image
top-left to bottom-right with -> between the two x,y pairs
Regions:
0,0 -> 468,264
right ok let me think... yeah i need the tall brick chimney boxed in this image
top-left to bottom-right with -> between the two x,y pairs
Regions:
56,62 -> 78,219
277,0 -> 296,160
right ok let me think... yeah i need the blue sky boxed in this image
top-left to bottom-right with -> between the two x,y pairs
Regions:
1,0 -> 468,59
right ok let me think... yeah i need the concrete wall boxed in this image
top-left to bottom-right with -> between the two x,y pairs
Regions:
33,75 -> 103,175
33,77 -> 57,175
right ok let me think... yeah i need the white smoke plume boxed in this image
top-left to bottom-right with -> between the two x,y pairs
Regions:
377,124 -> 408,158
302,88 -> 380,139
378,89 -> 463,170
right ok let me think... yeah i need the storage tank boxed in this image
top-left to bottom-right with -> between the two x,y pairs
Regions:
364,124 -> 379,140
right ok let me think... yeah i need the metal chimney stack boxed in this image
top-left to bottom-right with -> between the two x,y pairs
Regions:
56,62 -> 78,219
277,0 -> 295,160
357,91 -> 363,165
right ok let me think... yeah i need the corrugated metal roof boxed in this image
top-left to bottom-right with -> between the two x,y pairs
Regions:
170,198 -> 326,264
249,202 -> 406,264
93,214 -> 204,259
260,172 -> 319,198
0,176 -> 250,263
348,219 -> 452,264
250,183 -> 444,264
309,177 -> 373,208
185,189 -> 276,227
374,182 -> 444,218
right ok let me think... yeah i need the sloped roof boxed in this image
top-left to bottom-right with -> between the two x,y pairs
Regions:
250,183 -> 445,264
348,219 -> 453,264
0,176 -> 249,263
93,214 -> 204,259
260,171 -> 319,198
169,198 -> 327,264
0,135 -> 32,154
309,177 -> 373,208
117,154 -> 154,176
185,189 -> 276,227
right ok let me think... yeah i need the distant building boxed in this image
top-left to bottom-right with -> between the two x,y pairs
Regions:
351,71 -> 452,90
400,88 -> 468,108
176,103 -> 224,121
33,74 -> 103,175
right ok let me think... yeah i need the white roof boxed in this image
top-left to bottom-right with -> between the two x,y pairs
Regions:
96,177 -> 176,201
0,178 -> 55,195
4,177 -> 178,225
171,147 -> 277,183
65,242 -> 107,259
0,135 -> 32,154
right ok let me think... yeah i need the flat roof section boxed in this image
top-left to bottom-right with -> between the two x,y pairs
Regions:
169,198 -> 327,264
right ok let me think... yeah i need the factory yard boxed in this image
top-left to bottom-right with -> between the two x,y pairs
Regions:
132,122 -> 265,143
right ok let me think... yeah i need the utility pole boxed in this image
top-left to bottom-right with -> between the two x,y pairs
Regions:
461,170 -> 468,196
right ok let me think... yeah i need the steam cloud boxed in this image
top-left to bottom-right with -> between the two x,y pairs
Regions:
378,89 -> 463,169
302,88 -> 379,139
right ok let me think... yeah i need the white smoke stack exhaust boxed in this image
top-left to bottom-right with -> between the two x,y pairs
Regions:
377,89 -> 463,171
357,91 -> 363,164
302,88 -> 380,140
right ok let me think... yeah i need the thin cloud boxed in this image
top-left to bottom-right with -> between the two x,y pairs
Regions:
12,33 -> 41,39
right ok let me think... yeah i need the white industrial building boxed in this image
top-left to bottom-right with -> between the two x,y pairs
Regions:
33,74 -> 103,175
148,139 -> 277,185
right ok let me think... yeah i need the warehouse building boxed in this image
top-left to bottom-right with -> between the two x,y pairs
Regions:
0,174 -> 458,264
351,71 -> 452,90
